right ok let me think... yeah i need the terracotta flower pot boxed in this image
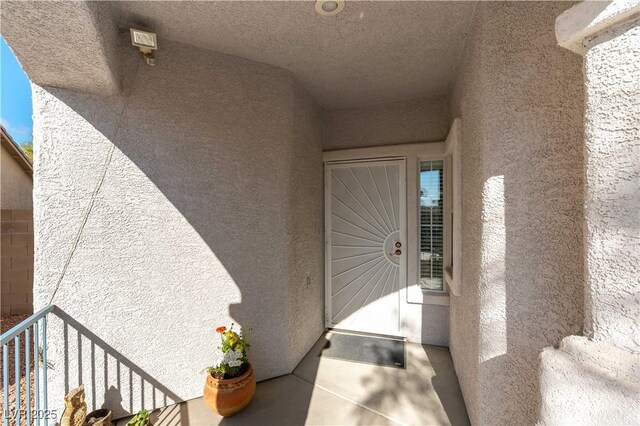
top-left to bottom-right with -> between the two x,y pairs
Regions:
203,363 -> 256,417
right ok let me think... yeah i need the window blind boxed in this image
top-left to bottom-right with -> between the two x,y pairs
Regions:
419,160 -> 444,291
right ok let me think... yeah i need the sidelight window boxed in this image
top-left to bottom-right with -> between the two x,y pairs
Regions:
419,160 -> 444,291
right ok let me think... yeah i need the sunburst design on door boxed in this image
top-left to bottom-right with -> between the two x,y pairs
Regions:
328,163 -> 401,327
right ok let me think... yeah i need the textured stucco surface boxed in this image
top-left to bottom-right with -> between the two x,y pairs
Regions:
403,303 -> 450,348
449,3 -> 585,424
539,5 -> 640,423
1,1 -> 120,95
1,145 -> 33,210
31,38 -> 324,418
582,21 -> 640,353
555,0 -> 640,54
286,82 -> 326,369
114,1 -> 476,109
322,97 -> 449,150
539,336 -> 640,424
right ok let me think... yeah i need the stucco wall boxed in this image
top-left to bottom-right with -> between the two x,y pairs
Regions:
1,144 -> 33,210
582,20 -> 640,353
537,11 -> 640,423
323,97 -> 449,150
1,1 -> 120,96
32,37 -> 324,418
449,2 -> 585,424
539,336 -> 640,424
286,83 -> 326,367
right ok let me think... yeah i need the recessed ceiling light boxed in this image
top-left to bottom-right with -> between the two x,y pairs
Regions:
315,0 -> 345,17
322,1 -> 338,12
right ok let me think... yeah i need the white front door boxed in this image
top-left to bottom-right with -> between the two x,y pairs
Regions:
325,159 -> 406,337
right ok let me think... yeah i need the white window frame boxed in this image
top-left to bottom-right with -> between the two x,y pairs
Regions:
406,118 -> 461,304
416,158 -> 448,294
407,153 -> 450,306
444,118 -> 462,296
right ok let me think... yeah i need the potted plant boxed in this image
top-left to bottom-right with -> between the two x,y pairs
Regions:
203,324 -> 255,417
125,409 -> 150,426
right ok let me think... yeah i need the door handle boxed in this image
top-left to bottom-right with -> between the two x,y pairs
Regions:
390,249 -> 402,256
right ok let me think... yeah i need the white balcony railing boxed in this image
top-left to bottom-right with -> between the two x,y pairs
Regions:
1,305 -> 53,426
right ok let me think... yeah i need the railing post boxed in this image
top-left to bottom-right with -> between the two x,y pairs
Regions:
34,321 -> 40,426
14,335 -> 20,426
3,343 -> 8,426
42,317 -> 48,426
26,327 -> 31,426
1,306 -> 53,426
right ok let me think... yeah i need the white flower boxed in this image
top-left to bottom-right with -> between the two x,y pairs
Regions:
212,348 -> 225,367
212,347 -> 244,368
227,349 -> 241,362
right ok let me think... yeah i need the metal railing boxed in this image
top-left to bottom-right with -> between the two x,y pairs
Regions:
1,305 -> 53,426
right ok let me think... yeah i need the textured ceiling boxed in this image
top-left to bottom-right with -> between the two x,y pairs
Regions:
115,1 -> 477,109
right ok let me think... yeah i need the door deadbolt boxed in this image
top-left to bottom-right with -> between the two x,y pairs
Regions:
395,242 -> 402,248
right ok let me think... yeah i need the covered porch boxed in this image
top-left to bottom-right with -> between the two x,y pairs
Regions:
116,332 -> 469,425
1,0 -> 638,425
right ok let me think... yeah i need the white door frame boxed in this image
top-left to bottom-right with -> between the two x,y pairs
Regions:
323,141 -> 451,344
324,157 -> 407,337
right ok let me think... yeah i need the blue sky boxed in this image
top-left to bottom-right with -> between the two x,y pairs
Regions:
420,168 -> 442,207
0,36 -> 33,144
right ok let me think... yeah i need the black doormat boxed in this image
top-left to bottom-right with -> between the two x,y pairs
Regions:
319,332 -> 406,369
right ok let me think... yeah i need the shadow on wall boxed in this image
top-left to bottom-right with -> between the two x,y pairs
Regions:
449,3 -> 586,424
53,307 -> 181,418
466,155 -> 583,422
33,37 -> 325,419
32,36 -> 454,424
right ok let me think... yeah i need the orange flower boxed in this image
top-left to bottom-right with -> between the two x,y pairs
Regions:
216,326 -> 227,333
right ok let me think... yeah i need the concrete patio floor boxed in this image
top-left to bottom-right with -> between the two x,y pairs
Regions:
116,332 -> 469,425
